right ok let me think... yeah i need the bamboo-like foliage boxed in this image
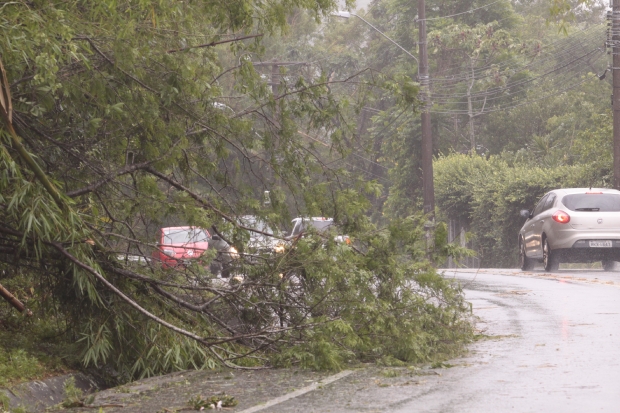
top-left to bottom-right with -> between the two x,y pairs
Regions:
0,0 -> 472,382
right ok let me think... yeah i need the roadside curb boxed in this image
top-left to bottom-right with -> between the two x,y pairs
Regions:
1,373 -> 99,412
58,368 -> 357,413
236,370 -> 354,413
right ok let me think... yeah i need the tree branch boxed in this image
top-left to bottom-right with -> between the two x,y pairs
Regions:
0,283 -> 32,316
166,34 -> 263,54
67,159 -> 161,197
51,241 -> 266,370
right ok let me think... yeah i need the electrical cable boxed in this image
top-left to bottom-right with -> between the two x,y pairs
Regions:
341,160 -> 393,184
429,26 -> 604,85
433,45 -> 604,100
430,69 -> 599,115
421,0 -> 505,21
428,25 -> 602,82
430,50 -> 602,100
421,25 -> 606,114
430,64 -> 601,113
429,47 -> 604,104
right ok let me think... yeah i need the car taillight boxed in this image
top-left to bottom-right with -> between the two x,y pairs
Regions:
552,210 -> 570,224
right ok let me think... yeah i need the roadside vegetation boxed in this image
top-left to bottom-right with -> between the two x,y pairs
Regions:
0,0 -> 604,388
0,0 -> 473,386
433,72 -> 611,267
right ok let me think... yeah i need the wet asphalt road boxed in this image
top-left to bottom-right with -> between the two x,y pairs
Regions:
266,267 -> 620,413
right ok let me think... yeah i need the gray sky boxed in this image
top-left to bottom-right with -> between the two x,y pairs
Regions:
338,0 -> 372,11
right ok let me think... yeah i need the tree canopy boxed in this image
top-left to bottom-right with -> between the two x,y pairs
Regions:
0,0 -> 611,384
0,0 -> 473,383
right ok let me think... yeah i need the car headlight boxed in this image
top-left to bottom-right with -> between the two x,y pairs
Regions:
162,249 -> 175,257
228,246 -> 239,259
274,243 -> 285,253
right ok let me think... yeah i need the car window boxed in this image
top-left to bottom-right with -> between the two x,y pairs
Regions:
532,194 -> 549,217
163,228 -> 209,244
562,194 -> 620,212
237,216 -> 274,235
543,193 -> 556,211
307,220 -> 334,232
291,220 -> 303,236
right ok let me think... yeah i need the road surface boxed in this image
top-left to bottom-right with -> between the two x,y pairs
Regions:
264,267 -> 620,412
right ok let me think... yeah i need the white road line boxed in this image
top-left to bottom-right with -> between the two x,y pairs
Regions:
235,370 -> 354,413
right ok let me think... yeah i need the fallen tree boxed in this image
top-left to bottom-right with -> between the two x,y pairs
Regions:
0,0 -> 473,383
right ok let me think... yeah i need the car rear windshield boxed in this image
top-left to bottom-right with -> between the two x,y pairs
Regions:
308,220 -> 334,232
163,228 -> 209,244
561,194 -> 620,212
237,217 -> 273,234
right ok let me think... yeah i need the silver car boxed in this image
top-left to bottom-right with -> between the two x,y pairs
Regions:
518,188 -> 620,271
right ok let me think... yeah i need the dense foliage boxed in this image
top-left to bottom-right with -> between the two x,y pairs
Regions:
435,152 -> 602,267
323,0 -> 609,266
0,0 -> 611,385
0,0 -> 473,384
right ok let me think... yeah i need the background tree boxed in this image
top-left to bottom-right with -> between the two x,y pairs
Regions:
308,0 -> 608,266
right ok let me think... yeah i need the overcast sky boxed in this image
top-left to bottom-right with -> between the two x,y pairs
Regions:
338,0 -> 372,10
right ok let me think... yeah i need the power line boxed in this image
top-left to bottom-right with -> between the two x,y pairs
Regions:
430,47 -> 604,104
433,47 -> 604,103
430,25 -> 603,83
431,65 -> 602,113
421,0 -> 505,21
415,22 -> 606,116
430,70 -> 600,115
342,160 -> 393,184
430,26 -> 604,86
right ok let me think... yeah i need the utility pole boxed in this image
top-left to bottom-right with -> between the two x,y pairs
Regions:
330,10 -> 435,216
271,60 -> 280,95
418,0 -> 435,216
613,0 -> 620,189
263,61 -> 308,191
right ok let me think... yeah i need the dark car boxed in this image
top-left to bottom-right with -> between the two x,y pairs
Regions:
237,215 -> 282,254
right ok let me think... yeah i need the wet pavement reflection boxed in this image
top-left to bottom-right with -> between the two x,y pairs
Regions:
265,267 -> 620,413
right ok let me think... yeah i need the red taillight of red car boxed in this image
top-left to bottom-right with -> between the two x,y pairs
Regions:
552,210 -> 571,224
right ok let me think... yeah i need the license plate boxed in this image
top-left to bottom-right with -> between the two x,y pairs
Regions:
589,240 -> 612,248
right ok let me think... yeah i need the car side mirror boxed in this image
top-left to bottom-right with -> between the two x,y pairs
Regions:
520,209 -> 531,219
211,235 -> 221,241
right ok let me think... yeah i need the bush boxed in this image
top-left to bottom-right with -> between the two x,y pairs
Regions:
435,153 -> 600,267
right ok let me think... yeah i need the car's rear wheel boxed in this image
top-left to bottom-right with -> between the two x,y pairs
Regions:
209,260 -> 223,276
520,239 -> 534,271
602,260 -> 616,271
221,264 -> 232,278
543,238 -> 560,272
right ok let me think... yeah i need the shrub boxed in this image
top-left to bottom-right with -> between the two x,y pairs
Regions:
435,153 -> 599,267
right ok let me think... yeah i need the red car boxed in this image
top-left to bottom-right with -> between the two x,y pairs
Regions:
153,226 -> 210,268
